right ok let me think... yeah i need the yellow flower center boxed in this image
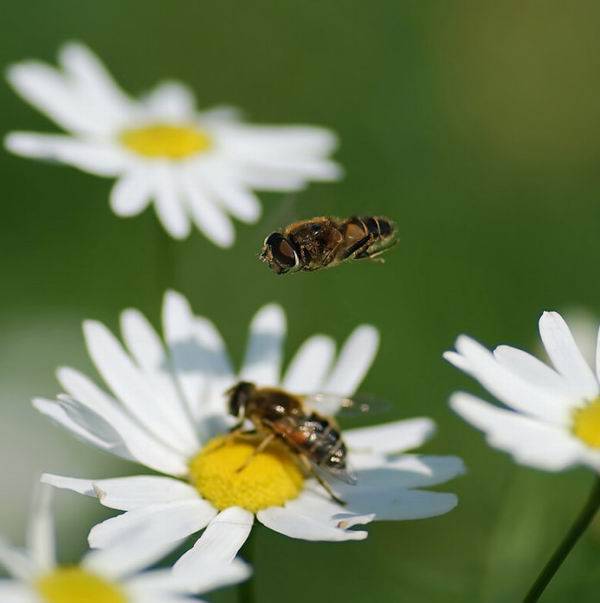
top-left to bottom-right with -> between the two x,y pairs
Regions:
189,435 -> 305,513
36,567 -> 127,603
573,398 -> 600,448
119,123 -> 212,159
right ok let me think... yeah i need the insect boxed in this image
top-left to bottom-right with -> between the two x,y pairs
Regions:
259,215 -> 398,275
225,381 -> 357,505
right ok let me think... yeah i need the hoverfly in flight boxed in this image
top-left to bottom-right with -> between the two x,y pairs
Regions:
260,215 -> 398,275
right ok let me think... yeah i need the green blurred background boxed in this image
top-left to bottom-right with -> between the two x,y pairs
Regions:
3,1 -> 600,601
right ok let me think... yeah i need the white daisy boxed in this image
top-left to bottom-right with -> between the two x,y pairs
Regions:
5,42 -> 341,246
0,485 -> 249,603
445,311 -> 600,472
34,291 -> 464,580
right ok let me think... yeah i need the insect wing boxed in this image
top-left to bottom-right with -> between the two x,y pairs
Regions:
312,457 -> 357,486
303,392 -> 390,418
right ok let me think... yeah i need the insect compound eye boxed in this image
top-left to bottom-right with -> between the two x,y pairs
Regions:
266,233 -> 298,269
228,381 -> 254,417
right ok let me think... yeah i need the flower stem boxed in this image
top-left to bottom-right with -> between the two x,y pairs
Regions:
238,529 -> 256,603
155,221 -> 176,295
523,476 -> 600,602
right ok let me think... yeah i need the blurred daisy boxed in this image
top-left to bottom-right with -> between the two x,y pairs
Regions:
36,291 -> 464,579
445,311 -> 600,472
5,42 -> 341,245
0,485 -> 249,603
540,307 -> 598,368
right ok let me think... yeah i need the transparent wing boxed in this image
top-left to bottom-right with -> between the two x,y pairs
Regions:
312,458 -> 357,486
302,392 -> 390,418
261,194 -> 300,233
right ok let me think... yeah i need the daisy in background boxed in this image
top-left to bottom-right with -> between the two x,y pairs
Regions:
5,42 -> 341,246
34,291 -> 464,581
0,484 -> 249,603
445,310 -> 600,472
445,310 -> 600,601
539,307 -> 597,369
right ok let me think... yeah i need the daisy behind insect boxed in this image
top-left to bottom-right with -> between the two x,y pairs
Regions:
5,42 -> 341,245
35,291 -> 464,581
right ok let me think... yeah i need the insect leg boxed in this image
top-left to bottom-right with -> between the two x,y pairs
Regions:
210,427 -> 257,452
236,433 -> 276,473
355,237 -> 399,261
341,235 -> 373,260
299,456 -> 347,506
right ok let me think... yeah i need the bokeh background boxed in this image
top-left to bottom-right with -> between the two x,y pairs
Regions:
3,1 -> 600,601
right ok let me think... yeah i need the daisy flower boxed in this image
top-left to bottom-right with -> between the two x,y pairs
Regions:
0,485 -> 249,603
5,42 -> 341,246
34,291 -> 464,579
445,311 -> 600,472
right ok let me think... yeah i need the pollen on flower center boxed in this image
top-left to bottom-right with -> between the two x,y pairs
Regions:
36,567 -> 127,603
189,435 -> 305,513
573,398 -> 600,448
119,123 -> 212,159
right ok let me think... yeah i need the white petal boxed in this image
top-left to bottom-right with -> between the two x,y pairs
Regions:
282,335 -> 336,394
241,156 -> 342,181
345,418 -> 435,462
539,311 -> 599,400
120,309 -> 198,452
198,105 -> 242,125
451,392 -> 584,471
453,335 -> 571,424
173,507 -> 253,570
180,170 -> 235,247
32,397 -> 126,457
162,290 -> 234,423
323,326 -> 379,396
127,559 -> 250,596
288,485 -> 374,527
26,485 -> 55,572
5,133 -> 127,176
219,123 -> 342,181
234,166 -> 305,192
0,581 -> 36,603
83,534 -> 181,581
83,319 -> 191,456
89,500 -> 216,549
94,476 -> 200,510
142,81 -> 196,121
128,594 -> 196,603
493,345 -> 577,399
442,350 -> 471,372
110,169 -> 153,216
225,125 -> 338,155
257,500 -> 368,542
240,304 -> 286,386
58,42 -> 133,128
194,165 -> 261,223
152,165 -> 191,240
0,540 -> 35,581
351,454 -> 466,488
42,474 -> 96,496
344,487 -> 458,521
42,474 -> 198,511
594,326 -> 600,386
56,367 -> 188,476
6,61 -> 103,135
